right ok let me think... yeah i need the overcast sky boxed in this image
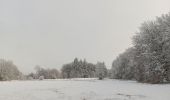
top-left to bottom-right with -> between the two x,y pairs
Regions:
0,0 -> 170,74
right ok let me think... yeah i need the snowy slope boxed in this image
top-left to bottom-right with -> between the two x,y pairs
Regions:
0,79 -> 169,100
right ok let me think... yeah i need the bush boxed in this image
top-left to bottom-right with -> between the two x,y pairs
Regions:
39,76 -> 44,80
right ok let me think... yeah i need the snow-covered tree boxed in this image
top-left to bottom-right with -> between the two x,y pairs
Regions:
61,64 -> 72,78
111,12 -> 170,84
133,13 -> 170,83
111,48 -> 136,80
61,58 -> 96,78
33,66 -> 60,79
0,59 -> 22,81
95,62 -> 107,80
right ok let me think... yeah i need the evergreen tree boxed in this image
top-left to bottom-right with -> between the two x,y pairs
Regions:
96,62 -> 107,80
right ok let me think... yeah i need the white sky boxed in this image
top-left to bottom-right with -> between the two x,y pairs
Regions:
0,0 -> 170,74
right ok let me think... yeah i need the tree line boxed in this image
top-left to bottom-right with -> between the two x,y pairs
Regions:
61,58 -> 107,79
27,58 -> 107,80
1,12 -> 170,84
0,58 -> 108,81
27,66 -> 60,80
111,12 -> 170,84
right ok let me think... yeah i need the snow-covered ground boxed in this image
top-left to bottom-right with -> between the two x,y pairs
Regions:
0,78 -> 169,100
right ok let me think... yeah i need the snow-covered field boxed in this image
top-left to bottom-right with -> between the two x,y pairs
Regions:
0,78 -> 169,100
